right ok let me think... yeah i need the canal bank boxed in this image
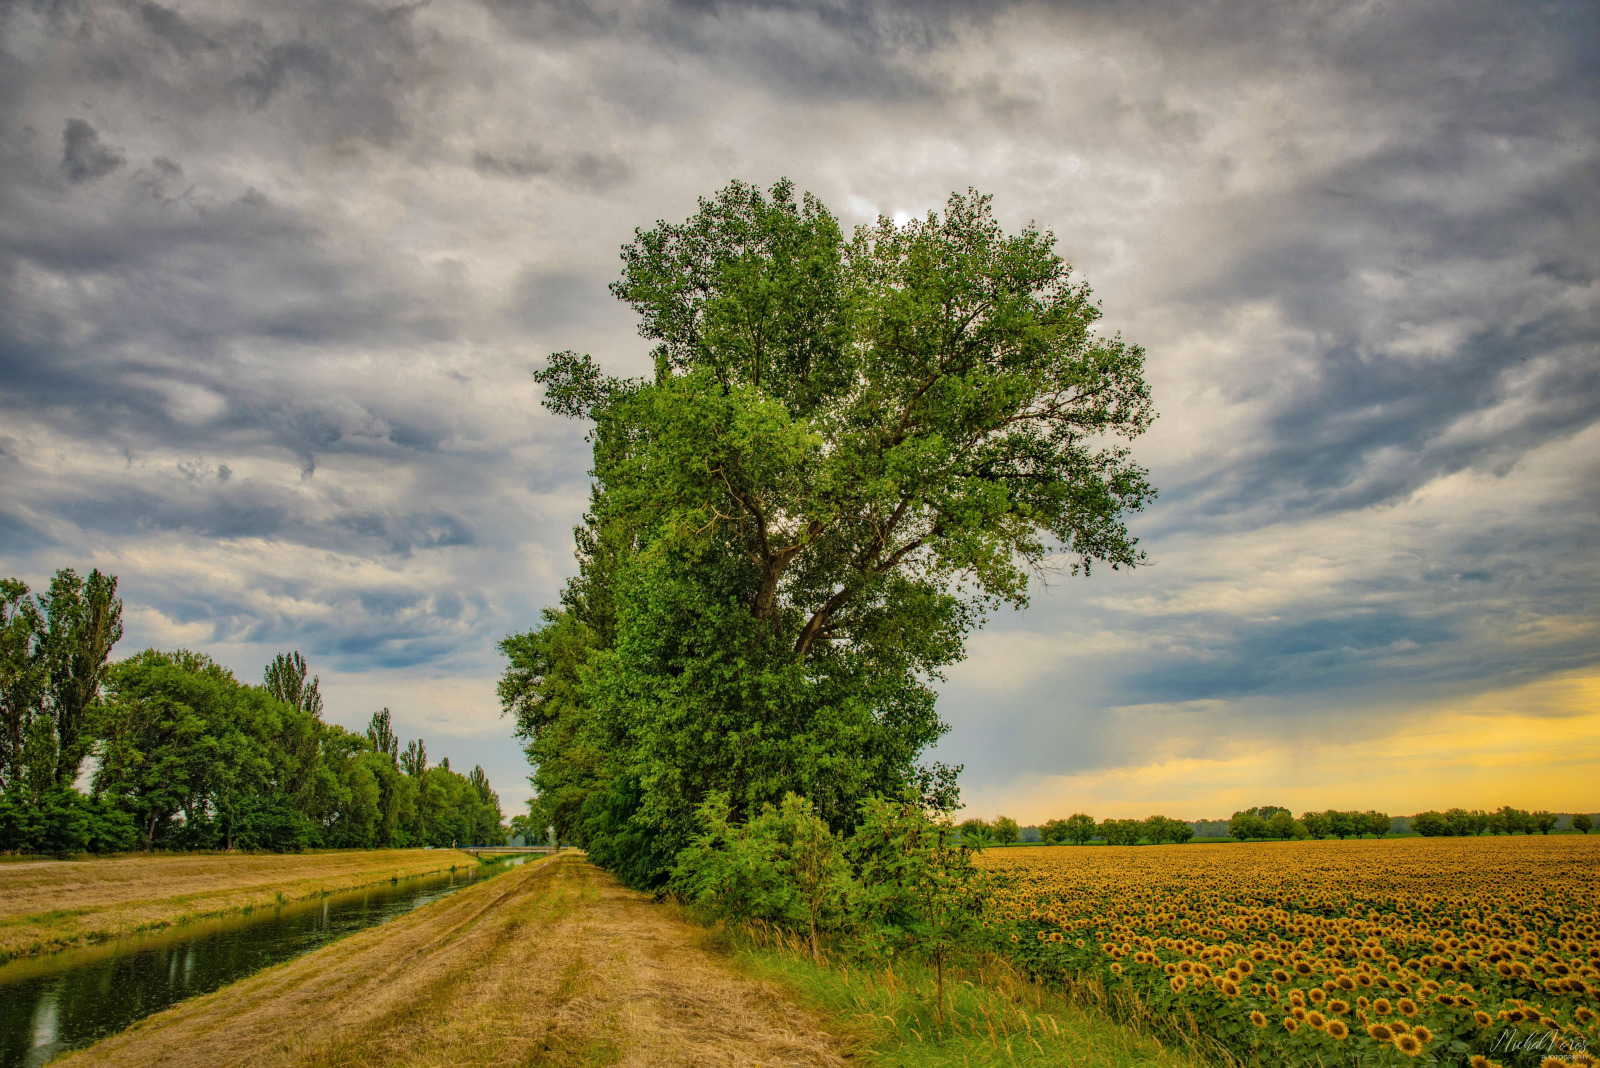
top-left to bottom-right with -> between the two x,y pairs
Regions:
0,848 -> 495,962
0,856 -> 528,1068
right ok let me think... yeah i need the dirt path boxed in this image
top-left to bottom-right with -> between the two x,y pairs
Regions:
59,854 -> 849,1068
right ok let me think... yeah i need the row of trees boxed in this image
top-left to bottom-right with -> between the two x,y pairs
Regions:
1228,806 -> 1391,841
950,804 -> 1594,848
500,181 -> 1156,888
1,569 -> 505,855
1411,805 -> 1581,836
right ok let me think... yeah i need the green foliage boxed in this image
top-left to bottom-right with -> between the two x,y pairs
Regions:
0,569 -> 122,794
1574,813 -> 1592,834
989,815 -> 1020,846
506,179 -> 1155,886
957,818 -> 991,849
1100,818 -> 1144,846
674,792 -> 853,961
1411,810 -> 1448,837
0,601 -> 506,853
1049,812 -> 1098,845
675,792 -> 1001,1017
1144,815 -> 1195,844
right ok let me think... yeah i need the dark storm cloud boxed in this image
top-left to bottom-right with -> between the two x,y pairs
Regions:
59,118 -> 125,181
472,148 -> 633,193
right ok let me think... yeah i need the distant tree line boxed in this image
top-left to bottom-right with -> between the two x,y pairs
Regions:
958,812 -> 1195,847
1409,805 -> 1578,836
0,568 -> 506,856
952,803 -> 1594,847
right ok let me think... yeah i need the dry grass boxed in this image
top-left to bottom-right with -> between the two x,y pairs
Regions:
0,848 -> 484,960
58,854 -> 850,1068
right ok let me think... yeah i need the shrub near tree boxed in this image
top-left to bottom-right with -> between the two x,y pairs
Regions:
674,792 -> 998,1020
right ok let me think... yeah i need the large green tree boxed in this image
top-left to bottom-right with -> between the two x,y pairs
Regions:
503,180 -> 1155,887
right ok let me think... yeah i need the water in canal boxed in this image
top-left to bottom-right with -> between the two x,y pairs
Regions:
0,856 -> 525,1068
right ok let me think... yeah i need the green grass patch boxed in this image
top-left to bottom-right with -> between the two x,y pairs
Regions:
720,927 -> 1214,1068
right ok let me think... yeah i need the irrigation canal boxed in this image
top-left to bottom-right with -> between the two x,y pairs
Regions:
0,855 -> 530,1068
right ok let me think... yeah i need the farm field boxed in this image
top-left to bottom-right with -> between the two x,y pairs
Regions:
0,848 -> 484,961
982,836 -> 1600,1066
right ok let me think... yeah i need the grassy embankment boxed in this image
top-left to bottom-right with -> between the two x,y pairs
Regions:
0,848 -> 487,961
727,926 -> 1211,1068
59,854 -> 1202,1068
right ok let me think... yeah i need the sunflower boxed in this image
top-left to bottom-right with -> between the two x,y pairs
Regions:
1328,999 -> 1349,1015
1397,997 -> 1418,1016
1110,962 -> 1123,975
1473,1011 -> 1493,1027
1272,969 -> 1290,983
1395,1033 -> 1423,1056
1336,975 -> 1355,991
1050,931 -> 1064,943
1220,979 -> 1239,997
1309,988 -> 1327,1005
1327,1019 -> 1350,1039
1373,997 -> 1393,1015
1306,1011 -> 1327,1030
1412,1025 -> 1433,1043
1367,1023 -> 1394,1042
1468,1058 -> 1501,1068
1282,1017 -> 1299,1034
1250,1011 -> 1267,1027
1541,1059 -> 1569,1068
1170,975 -> 1187,993
1575,1007 -> 1596,1025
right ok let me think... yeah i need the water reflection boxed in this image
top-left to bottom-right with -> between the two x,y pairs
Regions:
0,857 -> 522,1068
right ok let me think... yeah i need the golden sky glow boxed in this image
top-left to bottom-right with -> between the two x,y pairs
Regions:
972,669 -> 1600,822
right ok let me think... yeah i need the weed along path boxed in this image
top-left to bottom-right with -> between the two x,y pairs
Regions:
58,854 -> 848,1068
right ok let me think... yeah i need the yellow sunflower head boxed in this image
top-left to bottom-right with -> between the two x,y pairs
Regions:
1395,1033 -> 1422,1056
1327,1019 -> 1350,1040
1250,1011 -> 1267,1027
1367,1023 -> 1394,1042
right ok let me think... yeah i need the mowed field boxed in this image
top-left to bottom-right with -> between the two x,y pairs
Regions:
0,848 -> 485,960
981,835 -> 1600,1066
58,853 -> 847,1068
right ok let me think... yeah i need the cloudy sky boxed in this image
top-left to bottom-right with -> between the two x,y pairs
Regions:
2,0 -> 1595,821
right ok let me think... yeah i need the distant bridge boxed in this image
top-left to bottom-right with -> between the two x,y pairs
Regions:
460,845 -> 563,857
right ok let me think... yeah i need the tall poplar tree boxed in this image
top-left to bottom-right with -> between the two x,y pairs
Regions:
503,180 -> 1156,887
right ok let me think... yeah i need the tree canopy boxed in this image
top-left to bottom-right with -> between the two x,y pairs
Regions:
1,568 -> 507,856
502,180 -> 1156,888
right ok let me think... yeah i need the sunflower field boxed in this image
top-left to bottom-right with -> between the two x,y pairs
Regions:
981,836 -> 1599,1067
